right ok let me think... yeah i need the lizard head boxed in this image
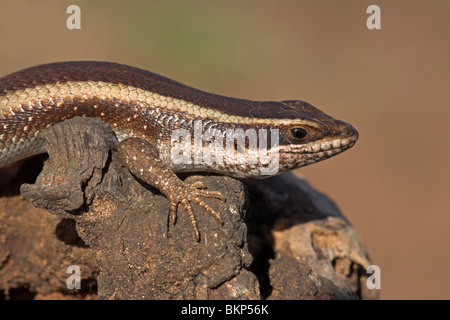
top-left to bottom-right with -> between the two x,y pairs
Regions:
225,99 -> 359,178
268,100 -> 359,174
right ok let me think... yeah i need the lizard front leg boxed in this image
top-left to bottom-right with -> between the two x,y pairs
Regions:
117,138 -> 225,241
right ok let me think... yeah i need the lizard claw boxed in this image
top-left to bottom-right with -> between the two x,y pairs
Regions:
168,181 -> 226,242
191,181 -> 227,203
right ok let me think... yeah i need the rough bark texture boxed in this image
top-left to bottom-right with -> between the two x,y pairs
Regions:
0,117 -> 378,300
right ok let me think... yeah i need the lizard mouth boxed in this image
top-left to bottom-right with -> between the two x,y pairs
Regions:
299,134 -> 358,155
278,133 -> 358,170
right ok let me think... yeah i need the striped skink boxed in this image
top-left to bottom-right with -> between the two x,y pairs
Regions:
0,61 -> 358,240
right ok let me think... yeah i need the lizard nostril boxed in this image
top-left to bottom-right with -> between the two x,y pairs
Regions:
343,125 -> 358,141
336,121 -> 358,138
344,127 -> 352,136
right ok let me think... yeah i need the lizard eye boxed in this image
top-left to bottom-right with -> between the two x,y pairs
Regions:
290,127 -> 307,141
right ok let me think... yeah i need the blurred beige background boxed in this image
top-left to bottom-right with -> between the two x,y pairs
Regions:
0,0 -> 448,299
